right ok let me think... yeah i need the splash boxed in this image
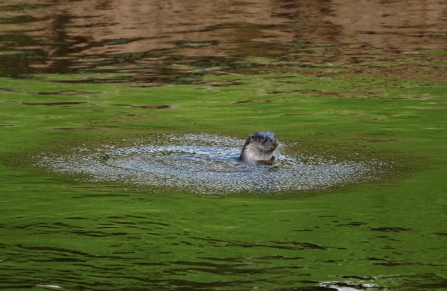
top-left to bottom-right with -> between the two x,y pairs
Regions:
34,134 -> 387,194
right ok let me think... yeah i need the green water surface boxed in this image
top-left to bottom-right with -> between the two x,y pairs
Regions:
1,1 -> 447,287
1,58 -> 447,290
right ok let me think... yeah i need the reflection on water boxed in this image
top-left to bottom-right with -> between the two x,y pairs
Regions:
1,2 -> 447,291
0,0 -> 446,82
34,134 -> 388,194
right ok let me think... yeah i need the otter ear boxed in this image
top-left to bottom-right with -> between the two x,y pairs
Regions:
250,134 -> 256,139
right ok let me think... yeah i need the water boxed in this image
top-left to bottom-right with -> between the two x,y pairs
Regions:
34,134 -> 387,194
1,0 -> 447,290
1,0 -> 446,83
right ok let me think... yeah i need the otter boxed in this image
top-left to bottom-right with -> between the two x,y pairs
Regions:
238,131 -> 279,165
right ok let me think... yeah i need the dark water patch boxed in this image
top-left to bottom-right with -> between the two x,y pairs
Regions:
22,101 -> 88,106
170,260 -> 270,275
233,99 -> 273,104
293,229 -> 314,233
15,222 -> 82,230
32,134 -> 390,195
336,222 -> 368,228
172,73 -> 206,85
51,76 -> 133,84
372,260 -> 440,267
268,89 -> 309,94
0,15 -> 46,25
409,276 -> 447,290
102,37 -> 143,46
327,92 -> 382,99
281,113 -> 314,116
281,89 -> 336,96
224,239 -> 328,251
14,222 -> 130,237
270,241 -> 327,250
0,86 -> 19,92
131,104 -> 171,109
142,278 -> 258,291
72,231 -> 128,237
370,227 -> 412,232
16,244 -> 95,258
209,80 -> 244,87
35,90 -> 96,96
112,103 -> 140,107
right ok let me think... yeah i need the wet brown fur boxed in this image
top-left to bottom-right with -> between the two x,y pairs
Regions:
238,131 -> 279,165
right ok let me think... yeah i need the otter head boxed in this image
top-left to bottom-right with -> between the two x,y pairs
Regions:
238,131 -> 279,165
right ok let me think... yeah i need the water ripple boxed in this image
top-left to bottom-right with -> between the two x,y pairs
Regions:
34,134 -> 388,194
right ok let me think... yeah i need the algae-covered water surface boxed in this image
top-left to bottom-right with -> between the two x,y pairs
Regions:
1,1 -> 447,290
